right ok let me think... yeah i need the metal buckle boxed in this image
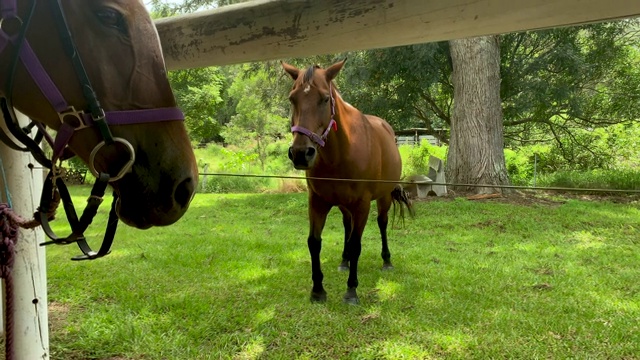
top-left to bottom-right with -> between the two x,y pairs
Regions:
58,106 -> 89,130
91,107 -> 106,123
0,15 -> 23,36
88,137 -> 135,182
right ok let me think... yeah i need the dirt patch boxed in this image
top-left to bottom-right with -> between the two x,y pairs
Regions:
49,301 -> 71,333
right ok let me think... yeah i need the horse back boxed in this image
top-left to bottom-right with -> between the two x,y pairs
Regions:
364,113 -> 402,179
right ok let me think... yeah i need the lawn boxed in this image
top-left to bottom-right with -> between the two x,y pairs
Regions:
39,186 -> 640,359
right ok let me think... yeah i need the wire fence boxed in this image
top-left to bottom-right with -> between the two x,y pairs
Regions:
198,172 -> 640,194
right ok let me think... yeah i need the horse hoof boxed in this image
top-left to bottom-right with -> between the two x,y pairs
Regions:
310,291 -> 327,303
382,263 -> 395,271
343,288 -> 359,305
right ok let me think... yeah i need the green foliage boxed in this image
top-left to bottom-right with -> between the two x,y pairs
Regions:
506,122 -> 640,182
504,148 -> 533,185
399,142 -> 448,178
500,22 -> 640,150
195,145 -> 270,193
153,0 -> 640,183
342,44 -> 451,137
264,141 -> 295,175
47,187 -> 640,359
149,0 -> 241,17
536,169 -> 640,191
168,67 -> 225,143
66,156 -> 88,172
222,65 -> 290,171
200,174 -> 268,194
341,21 -> 640,169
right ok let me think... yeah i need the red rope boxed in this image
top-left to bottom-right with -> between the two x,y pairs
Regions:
1,203 -> 39,360
1,204 -> 18,360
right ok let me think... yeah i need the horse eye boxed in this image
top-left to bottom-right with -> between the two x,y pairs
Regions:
96,8 -> 126,31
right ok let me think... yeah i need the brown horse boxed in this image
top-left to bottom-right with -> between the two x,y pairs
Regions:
283,60 -> 413,304
0,0 -> 198,229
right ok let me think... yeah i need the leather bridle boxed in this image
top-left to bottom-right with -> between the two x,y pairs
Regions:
0,0 -> 185,260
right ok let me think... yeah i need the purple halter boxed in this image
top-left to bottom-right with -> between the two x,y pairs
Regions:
291,83 -> 338,147
0,0 -> 184,181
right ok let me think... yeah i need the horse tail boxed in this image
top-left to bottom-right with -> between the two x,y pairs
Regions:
391,184 -> 415,227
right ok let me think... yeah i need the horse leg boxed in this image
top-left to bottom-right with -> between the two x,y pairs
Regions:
338,205 -> 352,272
307,192 -> 332,303
343,201 -> 370,305
377,195 -> 394,270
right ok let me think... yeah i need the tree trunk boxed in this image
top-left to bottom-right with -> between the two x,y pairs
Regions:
447,36 -> 510,195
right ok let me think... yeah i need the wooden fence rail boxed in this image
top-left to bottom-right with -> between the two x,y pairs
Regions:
155,0 -> 640,70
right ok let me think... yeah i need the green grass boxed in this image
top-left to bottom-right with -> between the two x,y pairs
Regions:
41,186 -> 640,359
536,169 -> 640,192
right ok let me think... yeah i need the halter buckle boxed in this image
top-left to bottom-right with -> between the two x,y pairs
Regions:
58,106 -> 89,130
0,15 -> 23,36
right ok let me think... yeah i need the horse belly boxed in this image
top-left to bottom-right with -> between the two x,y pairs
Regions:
307,180 -> 364,205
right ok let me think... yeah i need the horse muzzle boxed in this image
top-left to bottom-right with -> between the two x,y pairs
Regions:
289,145 -> 317,170
110,161 -> 197,229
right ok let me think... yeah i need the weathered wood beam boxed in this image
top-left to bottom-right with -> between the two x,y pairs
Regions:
156,0 -> 640,70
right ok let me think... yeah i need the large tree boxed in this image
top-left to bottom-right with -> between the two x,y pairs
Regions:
342,21 -> 640,170
448,36 -> 510,194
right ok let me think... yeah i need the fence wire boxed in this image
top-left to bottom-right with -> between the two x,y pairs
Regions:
198,172 -> 640,194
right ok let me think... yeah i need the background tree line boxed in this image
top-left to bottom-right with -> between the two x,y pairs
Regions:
149,0 -> 640,193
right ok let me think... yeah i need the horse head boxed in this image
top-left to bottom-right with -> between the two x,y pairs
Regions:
0,0 -> 198,229
283,60 -> 344,170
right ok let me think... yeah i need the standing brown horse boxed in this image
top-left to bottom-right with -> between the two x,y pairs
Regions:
283,60 -> 413,304
0,0 -> 198,229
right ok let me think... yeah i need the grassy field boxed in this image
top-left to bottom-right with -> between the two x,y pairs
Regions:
36,186 -> 640,359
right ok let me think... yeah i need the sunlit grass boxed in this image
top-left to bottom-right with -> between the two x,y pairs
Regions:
40,186 -> 640,359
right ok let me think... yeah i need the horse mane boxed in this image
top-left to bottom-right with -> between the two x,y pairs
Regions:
303,65 -> 321,85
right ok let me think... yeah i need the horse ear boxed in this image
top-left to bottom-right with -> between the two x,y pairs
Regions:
325,58 -> 347,82
282,62 -> 299,80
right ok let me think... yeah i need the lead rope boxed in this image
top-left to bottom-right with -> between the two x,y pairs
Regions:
1,204 -> 41,360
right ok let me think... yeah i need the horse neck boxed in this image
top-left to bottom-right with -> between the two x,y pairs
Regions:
318,90 -> 355,165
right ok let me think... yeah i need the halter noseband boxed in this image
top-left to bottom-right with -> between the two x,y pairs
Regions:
291,83 -> 338,147
0,0 -> 185,260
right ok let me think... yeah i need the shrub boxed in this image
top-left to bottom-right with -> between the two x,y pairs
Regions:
399,142 -> 448,178
535,169 -> 640,192
199,174 -> 269,193
196,144 -> 268,193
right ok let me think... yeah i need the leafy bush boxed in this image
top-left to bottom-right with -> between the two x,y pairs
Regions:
265,140 -> 295,175
504,148 -> 529,185
399,142 -> 448,177
535,169 -> 640,192
200,174 -> 269,193
196,143 -> 286,193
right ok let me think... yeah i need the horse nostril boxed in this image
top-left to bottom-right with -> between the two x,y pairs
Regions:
305,147 -> 316,160
174,177 -> 195,208
288,147 -> 294,161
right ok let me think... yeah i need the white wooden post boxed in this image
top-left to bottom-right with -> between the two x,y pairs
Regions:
0,110 -> 49,359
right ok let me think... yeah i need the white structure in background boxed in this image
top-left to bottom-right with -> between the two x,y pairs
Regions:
395,128 -> 444,147
0,110 -> 49,359
405,156 -> 447,198
396,134 -> 440,147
